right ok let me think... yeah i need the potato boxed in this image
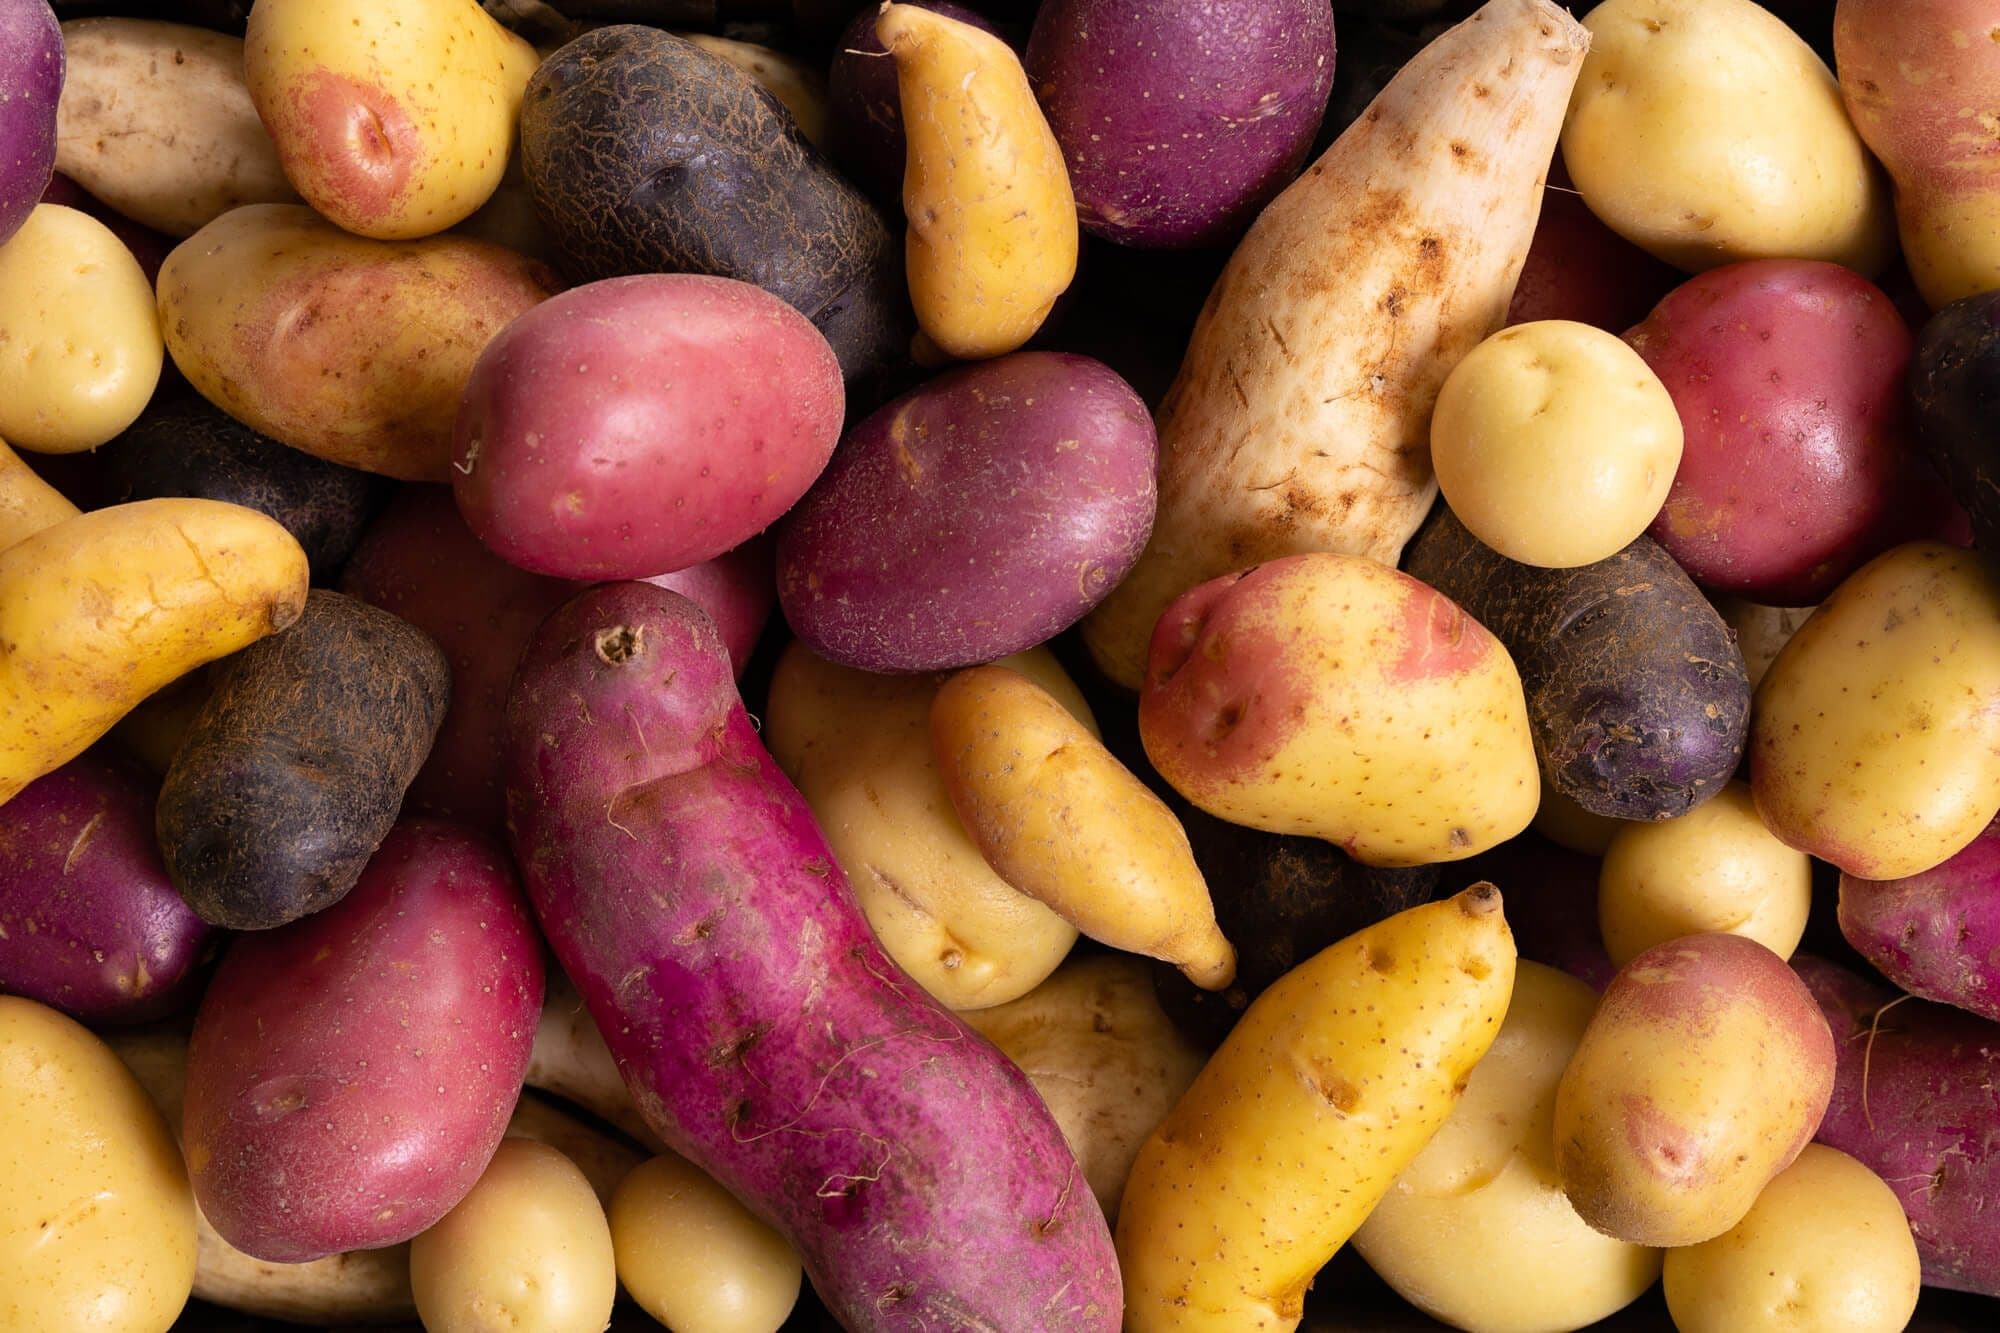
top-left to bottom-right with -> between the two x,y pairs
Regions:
827,0 -> 999,203
1117,887 -> 1516,1333
1599,782 -> 1812,968
933,665 -> 1234,988
1561,0 -> 1892,274
1717,598 -> 1816,692
245,0 -> 538,239
1505,160 -> 1680,332
38,167 -> 175,284
777,352 -> 1154,672
609,1154 -> 803,1333
880,3 -> 1077,359
410,1139 -> 617,1333
0,436 -> 78,549
158,203 -> 558,481
1140,552 -> 1539,866
55,20 -> 298,237
0,203 -> 163,453
1353,963 -> 1661,1333
452,273 -> 842,580
1752,543 -> 2000,880
1466,834 -> 1617,992
1912,291 -> 2000,554
680,32 -> 829,150
1554,933 -> 1835,1247
764,641 -> 1080,1011
1432,320 -> 1682,569
964,957 -> 1204,1223
1533,786 -> 1627,857
0,499 -> 309,808
0,0 -> 59,246
1663,1145 -> 1918,1333
1839,819 -> 2000,1023
0,996 -> 195,1333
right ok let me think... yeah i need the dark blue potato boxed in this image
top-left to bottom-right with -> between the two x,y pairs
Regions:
1911,291 -> 2000,555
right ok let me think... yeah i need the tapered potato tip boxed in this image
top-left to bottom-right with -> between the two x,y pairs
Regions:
1458,883 -> 1504,916
1177,936 -> 1238,992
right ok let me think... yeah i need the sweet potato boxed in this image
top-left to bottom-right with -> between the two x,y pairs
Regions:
1839,819 -> 2000,1022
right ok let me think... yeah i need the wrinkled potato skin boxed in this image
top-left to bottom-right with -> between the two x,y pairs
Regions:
765,643 -> 1080,1011
1751,543 -> 2000,880
0,437 -> 78,550
158,204 -> 558,481
680,33 -> 830,149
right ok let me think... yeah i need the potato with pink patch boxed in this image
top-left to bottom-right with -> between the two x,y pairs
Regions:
1139,552 -> 1538,868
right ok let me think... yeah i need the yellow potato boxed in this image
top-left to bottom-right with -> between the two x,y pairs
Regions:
1562,0 -> 1892,274
0,438 -> 79,551
0,204 -> 163,453
963,956 -> 1205,1223
1599,781 -> 1812,967
1117,887 -> 1516,1333
1663,1144 -> 1920,1333
246,0 -> 539,239
682,33 -> 831,150
1354,963 -> 1660,1333
1751,543 -> 2000,880
1431,321 -> 1683,568
56,19 -> 299,237
1,997 -> 196,1333
879,3 -> 1077,359
1533,786 -> 1627,856
765,643 -> 1080,1010
932,664 -> 1235,989
1716,597 -> 1816,691
609,1154 -> 803,1333
410,1138 -> 617,1333
0,499 -> 309,807
1139,553 -> 1539,867
158,204 -> 557,480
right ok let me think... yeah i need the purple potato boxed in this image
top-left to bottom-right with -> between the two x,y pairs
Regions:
0,0 -> 62,245
1839,818 -> 2000,1022
827,0 -> 1000,204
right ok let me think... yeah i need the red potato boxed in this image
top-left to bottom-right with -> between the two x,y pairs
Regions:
1839,819 -> 2000,1022
504,582 -> 1120,1331
452,273 -> 842,581
1505,162 -> 1679,331
182,819 -> 543,1263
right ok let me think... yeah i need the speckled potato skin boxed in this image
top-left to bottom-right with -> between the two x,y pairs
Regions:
1553,933 -> 1834,1248
1116,887 -> 1516,1333
521,25 -> 909,384
1404,506 -> 1750,822
1025,0 -> 1334,249
158,204 -> 559,481
1751,543 -> 2000,880
776,352 -> 1155,672
1140,552 -> 1539,867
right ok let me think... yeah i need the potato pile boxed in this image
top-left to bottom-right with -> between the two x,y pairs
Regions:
1,1 -> 1998,1332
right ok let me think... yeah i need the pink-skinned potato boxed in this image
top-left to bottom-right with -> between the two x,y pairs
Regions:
503,582 -> 1120,1331
1839,818 -> 2000,1022
0,753 -> 214,1024
181,819 -> 544,1263
453,273 -> 842,581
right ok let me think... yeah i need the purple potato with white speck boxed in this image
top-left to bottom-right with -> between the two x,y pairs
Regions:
1839,818 -> 2000,1022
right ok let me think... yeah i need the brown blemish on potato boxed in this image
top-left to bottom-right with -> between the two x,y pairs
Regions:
593,625 -> 642,665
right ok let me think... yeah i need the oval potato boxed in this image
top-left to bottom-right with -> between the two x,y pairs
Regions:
0,437 -> 78,549
609,1154 -> 803,1333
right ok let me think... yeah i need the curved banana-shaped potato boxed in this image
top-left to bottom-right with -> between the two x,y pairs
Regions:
0,499 -> 310,807
0,439 -> 78,551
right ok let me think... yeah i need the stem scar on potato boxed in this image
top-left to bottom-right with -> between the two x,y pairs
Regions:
593,624 -> 642,664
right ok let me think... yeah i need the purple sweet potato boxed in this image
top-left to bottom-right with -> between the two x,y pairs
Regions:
504,581 -> 1120,1330
1794,953 -> 2000,1296
1839,818 -> 2000,1022
0,752 -> 213,1023
0,0 -> 61,246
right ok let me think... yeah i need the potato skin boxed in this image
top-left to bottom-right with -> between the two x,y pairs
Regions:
521,25 -> 909,383
1554,933 -> 1834,1247
776,352 -> 1154,672
0,0 -> 60,246
1505,160 -> 1679,331
0,436 -> 79,550
1839,819 -> 2000,1022
158,590 -> 450,930
610,1154 -> 803,1333
182,819 -> 544,1263
1910,291 -> 2000,553
827,0 -> 997,204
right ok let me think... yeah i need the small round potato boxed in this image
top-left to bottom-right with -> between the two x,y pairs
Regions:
1663,1144 -> 1920,1333
609,1154 -> 803,1333
1599,782 -> 1812,967
0,204 -> 163,453
1533,786 -> 1627,856
1431,321 -> 1683,568
410,1138 -> 616,1333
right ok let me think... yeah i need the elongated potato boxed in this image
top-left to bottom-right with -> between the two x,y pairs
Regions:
0,500 -> 309,808
933,665 -> 1235,989
0,437 -> 78,549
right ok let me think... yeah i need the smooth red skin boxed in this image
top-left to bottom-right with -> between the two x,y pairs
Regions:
1839,819 -> 2000,1022
0,0 -> 60,246
1794,954 -> 2000,1297
1507,161 -> 1679,331
1457,834 -> 1615,992
453,273 -> 843,581
827,0 -> 1001,204
342,487 -> 772,831
0,754 -> 214,1024
504,583 -> 1120,1332
1629,260 -> 1922,605
182,819 -> 543,1263
39,172 -> 175,284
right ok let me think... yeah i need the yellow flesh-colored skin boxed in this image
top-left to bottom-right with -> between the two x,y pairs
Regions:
765,643 -> 1081,1011
1353,963 -> 1660,1333
879,3 -> 1077,360
0,205 -> 164,454
1116,888 -> 1516,1332
246,0 -> 538,240
0,439 -> 80,551
0,499 -> 309,807
932,665 -> 1236,990
1,998 -> 196,1333
1752,543 -> 2000,880
610,1155 -> 803,1333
